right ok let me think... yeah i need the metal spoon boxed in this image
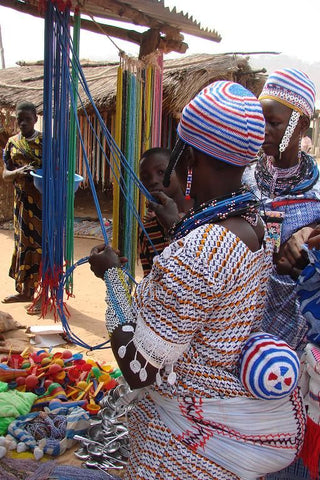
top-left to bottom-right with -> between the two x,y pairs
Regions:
85,458 -> 124,470
74,447 -> 89,460
73,434 -> 104,448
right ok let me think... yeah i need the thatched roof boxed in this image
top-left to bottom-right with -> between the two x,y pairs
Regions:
162,54 -> 266,116
0,54 -> 266,118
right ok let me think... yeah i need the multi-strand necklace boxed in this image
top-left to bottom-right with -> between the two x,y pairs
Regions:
255,151 -> 319,198
169,186 -> 259,241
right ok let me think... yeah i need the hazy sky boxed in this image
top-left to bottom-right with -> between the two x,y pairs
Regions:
0,0 -> 319,67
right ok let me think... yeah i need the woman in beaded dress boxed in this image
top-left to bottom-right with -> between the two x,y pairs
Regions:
1,101 -> 42,306
89,82 -> 305,480
244,68 -> 320,353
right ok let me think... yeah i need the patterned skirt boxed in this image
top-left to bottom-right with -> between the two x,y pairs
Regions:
9,179 -> 42,297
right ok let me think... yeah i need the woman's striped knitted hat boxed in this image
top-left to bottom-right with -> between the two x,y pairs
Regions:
259,68 -> 315,118
176,81 -> 265,167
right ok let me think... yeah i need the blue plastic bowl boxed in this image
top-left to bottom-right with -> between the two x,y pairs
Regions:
31,169 -> 83,194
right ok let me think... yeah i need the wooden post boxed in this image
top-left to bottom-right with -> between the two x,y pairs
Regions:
0,25 -> 5,69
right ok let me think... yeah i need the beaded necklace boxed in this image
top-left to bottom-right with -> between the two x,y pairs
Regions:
169,186 -> 259,241
255,152 -> 319,198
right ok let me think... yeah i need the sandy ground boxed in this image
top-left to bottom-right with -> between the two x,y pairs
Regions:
0,228 -> 121,365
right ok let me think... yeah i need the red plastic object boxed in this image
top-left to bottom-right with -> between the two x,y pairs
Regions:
103,379 -> 118,391
25,374 -> 39,389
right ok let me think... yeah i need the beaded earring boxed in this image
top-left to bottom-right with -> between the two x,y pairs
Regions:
184,168 -> 193,200
298,132 -> 302,161
278,110 -> 300,159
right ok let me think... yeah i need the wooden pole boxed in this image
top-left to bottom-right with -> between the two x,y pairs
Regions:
0,25 -> 5,69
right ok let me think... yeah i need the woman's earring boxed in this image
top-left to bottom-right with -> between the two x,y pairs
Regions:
184,168 -> 193,200
298,132 -> 302,160
278,110 -> 301,159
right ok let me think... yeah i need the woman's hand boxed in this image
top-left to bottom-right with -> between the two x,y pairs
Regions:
14,164 -> 35,179
307,224 -> 320,249
88,245 -> 127,279
275,226 -> 314,279
147,191 -> 180,232
18,164 -> 35,175
3,164 -> 35,183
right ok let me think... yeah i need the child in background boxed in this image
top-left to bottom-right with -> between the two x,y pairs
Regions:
138,147 -> 192,276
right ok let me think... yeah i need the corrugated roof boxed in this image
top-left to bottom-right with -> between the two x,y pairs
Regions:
0,0 -> 221,43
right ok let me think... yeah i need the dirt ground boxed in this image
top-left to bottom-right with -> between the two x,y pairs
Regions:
0,228 -> 130,366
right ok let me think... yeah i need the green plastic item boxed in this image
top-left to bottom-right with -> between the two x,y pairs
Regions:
110,368 -> 122,379
0,390 -> 37,435
91,367 -> 102,379
0,381 -> 8,393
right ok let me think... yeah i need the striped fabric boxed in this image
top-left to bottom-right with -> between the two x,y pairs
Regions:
139,215 -> 169,277
259,68 -> 316,118
8,405 -> 90,457
177,81 -> 265,167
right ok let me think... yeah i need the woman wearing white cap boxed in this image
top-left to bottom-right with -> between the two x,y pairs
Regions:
245,68 -> 320,354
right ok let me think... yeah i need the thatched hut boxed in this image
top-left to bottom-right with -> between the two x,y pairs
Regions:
0,53 -> 266,220
0,53 -> 265,116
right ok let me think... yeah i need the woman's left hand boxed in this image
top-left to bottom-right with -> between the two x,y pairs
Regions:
275,226 -> 313,279
88,245 -> 127,279
307,224 -> 320,249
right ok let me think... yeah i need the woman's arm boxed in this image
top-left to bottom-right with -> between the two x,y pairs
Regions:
147,191 -> 180,233
89,245 -> 158,389
89,235 -> 208,390
2,140 -> 35,183
307,225 -> 320,249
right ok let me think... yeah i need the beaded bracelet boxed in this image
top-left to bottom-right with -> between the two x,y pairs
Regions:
104,267 -> 134,337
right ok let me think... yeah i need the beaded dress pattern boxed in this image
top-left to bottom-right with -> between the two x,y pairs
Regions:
105,224 -> 305,479
244,153 -> 320,350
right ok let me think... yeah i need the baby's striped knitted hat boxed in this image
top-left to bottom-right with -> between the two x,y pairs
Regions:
177,81 -> 265,167
259,68 -> 315,118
